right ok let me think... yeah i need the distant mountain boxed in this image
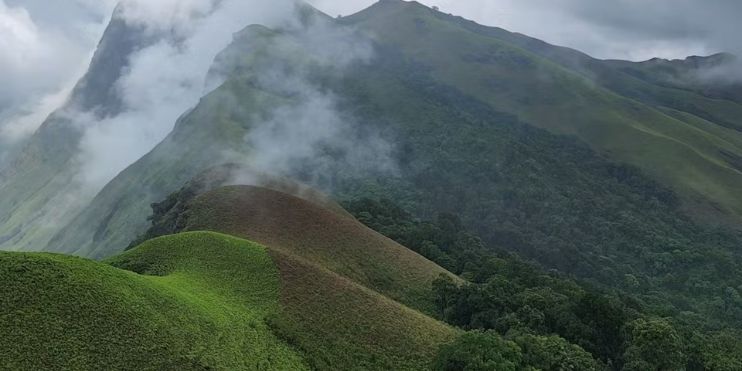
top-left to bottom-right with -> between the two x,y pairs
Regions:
0,7 -> 154,251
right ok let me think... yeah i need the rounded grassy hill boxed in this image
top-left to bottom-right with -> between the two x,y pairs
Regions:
183,185 -> 458,314
1,186 -> 460,370
1,232 -> 307,370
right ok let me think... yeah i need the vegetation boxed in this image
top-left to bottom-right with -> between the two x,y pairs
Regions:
133,185 -> 462,369
434,331 -> 600,371
3,1 -> 742,369
1,232 -> 307,370
434,331 -> 524,371
329,37 -> 742,336
345,197 -> 742,370
2,226 -> 458,370
169,185 -> 457,314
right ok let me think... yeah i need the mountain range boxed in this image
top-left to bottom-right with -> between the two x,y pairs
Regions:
2,0 -> 742,369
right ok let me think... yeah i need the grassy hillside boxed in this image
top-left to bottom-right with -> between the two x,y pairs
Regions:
137,184 -> 461,367
1,232 -> 307,370
268,248 -> 457,370
136,185 -> 457,315
2,229 -> 458,370
345,0 -> 742,225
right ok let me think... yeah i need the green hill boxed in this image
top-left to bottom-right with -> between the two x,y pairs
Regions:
2,229 -> 457,370
182,185 -> 457,313
1,232 -> 307,370
130,183 -> 459,313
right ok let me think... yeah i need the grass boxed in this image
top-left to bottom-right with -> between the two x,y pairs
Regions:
183,185 -> 457,315
2,226 -> 458,370
1,231 -> 308,370
268,249 -> 458,370
132,184 -> 461,369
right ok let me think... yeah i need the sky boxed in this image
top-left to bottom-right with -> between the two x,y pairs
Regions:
0,0 -> 740,148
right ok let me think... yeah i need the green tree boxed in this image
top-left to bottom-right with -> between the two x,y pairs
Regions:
688,331 -> 742,371
622,318 -> 685,371
434,331 -> 523,371
513,333 -> 601,371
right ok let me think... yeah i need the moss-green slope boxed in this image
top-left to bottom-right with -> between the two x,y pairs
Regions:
268,248 -> 458,370
1,232 -> 307,370
181,185 -> 457,314
2,228 -> 457,370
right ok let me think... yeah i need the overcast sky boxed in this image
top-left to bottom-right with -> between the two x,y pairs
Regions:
1,0 -> 740,146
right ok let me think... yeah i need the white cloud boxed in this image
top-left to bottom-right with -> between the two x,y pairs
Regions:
0,83 -> 74,142
236,20 -> 396,189
117,0 -> 216,33
0,0 -> 113,150
72,0 -> 301,189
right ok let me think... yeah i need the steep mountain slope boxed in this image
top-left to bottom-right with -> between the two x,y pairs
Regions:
47,67 -> 285,258
0,8 -> 152,251
345,0 -> 742,225
2,186 -> 459,369
43,0 -> 738,258
46,11 -> 356,257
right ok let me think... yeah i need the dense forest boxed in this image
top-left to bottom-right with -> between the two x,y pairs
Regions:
320,45 -> 742,336
345,198 -> 742,370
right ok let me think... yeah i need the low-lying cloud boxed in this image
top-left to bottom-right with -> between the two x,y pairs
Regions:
0,0 -> 108,156
221,11 -> 398,191
71,0 -> 301,190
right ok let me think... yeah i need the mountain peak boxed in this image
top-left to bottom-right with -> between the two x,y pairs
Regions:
69,15 -> 148,116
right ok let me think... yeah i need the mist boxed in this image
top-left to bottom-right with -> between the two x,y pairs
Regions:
227,14 -> 397,191
0,0 -> 108,164
68,0 -> 307,190
72,0 -> 398,195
